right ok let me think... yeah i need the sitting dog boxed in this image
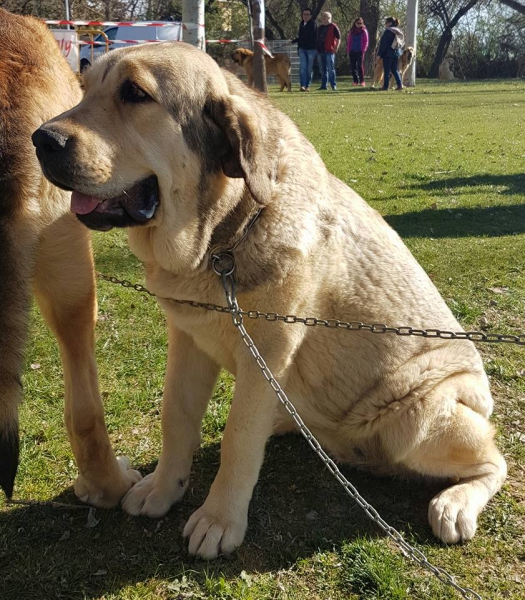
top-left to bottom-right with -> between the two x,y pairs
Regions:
0,9 -> 141,503
231,47 -> 292,91
439,57 -> 456,80
33,42 -> 506,559
372,46 -> 415,88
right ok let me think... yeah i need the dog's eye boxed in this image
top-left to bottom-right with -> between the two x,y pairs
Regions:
120,80 -> 151,103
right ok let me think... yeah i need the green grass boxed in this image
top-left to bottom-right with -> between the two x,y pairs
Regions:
1,77 -> 525,599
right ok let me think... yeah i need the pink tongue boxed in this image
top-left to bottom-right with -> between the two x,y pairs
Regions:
71,190 -> 101,215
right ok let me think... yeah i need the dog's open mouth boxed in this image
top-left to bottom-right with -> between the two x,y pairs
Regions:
71,175 -> 159,231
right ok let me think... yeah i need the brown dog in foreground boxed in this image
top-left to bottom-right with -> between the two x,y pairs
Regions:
0,8 -> 141,504
231,47 -> 292,91
372,46 -> 415,88
32,42 -> 505,559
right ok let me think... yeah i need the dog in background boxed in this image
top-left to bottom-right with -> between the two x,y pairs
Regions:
372,46 -> 415,88
439,57 -> 456,80
231,47 -> 292,91
0,8 -> 140,505
33,42 -> 506,560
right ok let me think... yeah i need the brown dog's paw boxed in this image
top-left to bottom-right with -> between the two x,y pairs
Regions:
74,456 -> 142,508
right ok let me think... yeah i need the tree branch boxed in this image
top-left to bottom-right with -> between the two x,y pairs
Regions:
499,0 -> 525,14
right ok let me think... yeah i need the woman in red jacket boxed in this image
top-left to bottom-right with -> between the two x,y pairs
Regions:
346,17 -> 369,87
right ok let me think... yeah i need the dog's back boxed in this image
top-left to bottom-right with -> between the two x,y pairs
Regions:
0,9 -> 81,496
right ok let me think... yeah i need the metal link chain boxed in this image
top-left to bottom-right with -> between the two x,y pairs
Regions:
98,269 -> 486,599
97,273 -> 525,347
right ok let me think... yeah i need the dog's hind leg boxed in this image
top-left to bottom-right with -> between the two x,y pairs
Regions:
33,214 -> 141,507
379,375 -> 506,543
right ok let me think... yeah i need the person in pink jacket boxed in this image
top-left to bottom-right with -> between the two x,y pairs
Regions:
346,17 -> 369,87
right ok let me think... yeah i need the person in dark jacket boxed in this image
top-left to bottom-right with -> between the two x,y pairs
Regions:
316,11 -> 341,91
377,16 -> 405,91
346,17 -> 369,87
292,7 -> 318,92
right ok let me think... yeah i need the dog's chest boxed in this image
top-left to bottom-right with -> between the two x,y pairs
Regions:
145,264 -> 240,373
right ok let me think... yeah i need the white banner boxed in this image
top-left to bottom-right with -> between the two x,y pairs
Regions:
52,30 -> 79,72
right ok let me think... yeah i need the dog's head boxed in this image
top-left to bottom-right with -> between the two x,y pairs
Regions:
231,48 -> 251,66
33,43 -> 278,245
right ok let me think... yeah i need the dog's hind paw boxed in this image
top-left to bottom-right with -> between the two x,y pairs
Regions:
183,504 -> 247,559
428,485 -> 481,544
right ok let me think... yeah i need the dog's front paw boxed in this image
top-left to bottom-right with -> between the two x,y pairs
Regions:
428,485 -> 482,544
74,456 -> 142,508
183,504 -> 247,559
121,470 -> 187,517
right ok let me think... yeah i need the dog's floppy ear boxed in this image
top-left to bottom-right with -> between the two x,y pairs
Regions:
205,94 -> 274,205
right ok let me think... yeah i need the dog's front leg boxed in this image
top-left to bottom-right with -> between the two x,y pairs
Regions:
183,351 -> 287,559
122,320 -> 220,517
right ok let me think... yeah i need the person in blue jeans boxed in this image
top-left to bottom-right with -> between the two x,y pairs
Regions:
316,12 -> 341,90
292,7 -> 317,92
377,17 -> 404,91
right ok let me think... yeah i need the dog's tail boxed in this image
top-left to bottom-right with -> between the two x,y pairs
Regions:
0,217 -> 33,498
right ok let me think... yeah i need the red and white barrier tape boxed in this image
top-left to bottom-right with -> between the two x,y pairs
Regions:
69,39 -> 245,46
45,20 -> 204,27
255,39 -> 273,58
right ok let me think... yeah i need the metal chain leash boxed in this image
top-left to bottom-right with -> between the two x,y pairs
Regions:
98,267 -> 487,599
97,273 -> 525,347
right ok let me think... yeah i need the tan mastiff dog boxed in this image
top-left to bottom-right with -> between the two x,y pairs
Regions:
0,9 -> 141,503
372,46 -> 415,88
33,42 -> 506,559
231,47 -> 292,91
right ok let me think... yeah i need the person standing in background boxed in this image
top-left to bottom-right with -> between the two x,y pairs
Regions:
377,17 -> 405,91
316,12 -> 341,91
292,7 -> 318,92
346,17 -> 369,87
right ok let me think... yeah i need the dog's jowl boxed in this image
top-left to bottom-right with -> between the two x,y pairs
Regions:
33,41 -> 506,559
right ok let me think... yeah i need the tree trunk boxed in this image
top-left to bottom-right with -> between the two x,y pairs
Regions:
428,28 -> 452,77
251,0 -> 267,93
182,0 -> 206,50
360,0 -> 380,76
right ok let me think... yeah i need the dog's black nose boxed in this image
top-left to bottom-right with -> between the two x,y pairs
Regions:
32,127 -> 70,154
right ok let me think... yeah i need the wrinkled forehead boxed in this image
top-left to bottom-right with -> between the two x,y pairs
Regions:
82,43 -> 228,112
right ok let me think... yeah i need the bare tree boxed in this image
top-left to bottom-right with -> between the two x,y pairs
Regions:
425,0 -> 481,77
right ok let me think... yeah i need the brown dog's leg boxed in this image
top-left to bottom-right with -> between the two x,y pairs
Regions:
33,213 -> 141,507
373,58 -> 383,87
122,320 -> 220,517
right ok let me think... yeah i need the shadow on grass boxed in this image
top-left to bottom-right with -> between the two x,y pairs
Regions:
413,173 -> 525,197
0,434 -> 446,599
385,204 -> 525,239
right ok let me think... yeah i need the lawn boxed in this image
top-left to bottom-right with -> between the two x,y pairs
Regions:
1,78 -> 524,599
